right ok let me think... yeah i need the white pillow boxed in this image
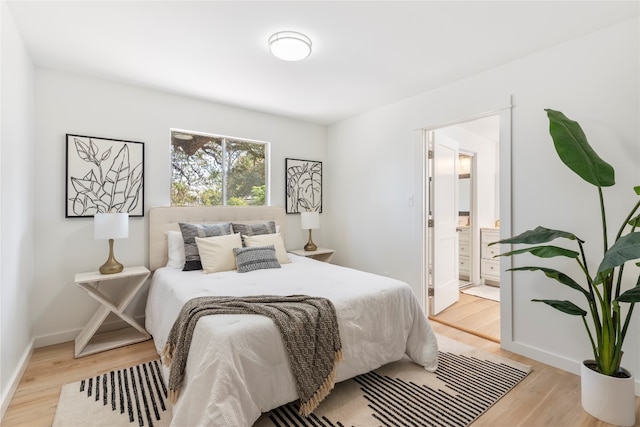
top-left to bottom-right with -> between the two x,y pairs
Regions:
242,233 -> 290,264
166,230 -> 185,268
195,233 -> 243,273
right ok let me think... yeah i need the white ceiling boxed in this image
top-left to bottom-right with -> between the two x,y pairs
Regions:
6,1 -> 639,125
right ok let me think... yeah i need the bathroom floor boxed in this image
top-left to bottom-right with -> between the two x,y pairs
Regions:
461,284 -> 500,302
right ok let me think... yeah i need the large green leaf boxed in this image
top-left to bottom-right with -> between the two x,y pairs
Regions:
532,299 -> 587,316
545,109 -> 615,187
597,232 -> 640,274
509,266 -> 590,297
617,276 -> 640,303
499,245 -> 579,259
490,226 -> 581,246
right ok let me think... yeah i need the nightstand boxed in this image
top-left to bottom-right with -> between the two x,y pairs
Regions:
289,248 -> 335,263
74,266 -> 151,358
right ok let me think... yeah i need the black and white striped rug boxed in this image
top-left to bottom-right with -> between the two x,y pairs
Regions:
256,336 -> 530,427
53,359 -> 171,427
53,336 -> 529,427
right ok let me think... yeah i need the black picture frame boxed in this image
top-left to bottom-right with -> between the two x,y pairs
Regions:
285,158 -> 322,214
65,133 -> 145,218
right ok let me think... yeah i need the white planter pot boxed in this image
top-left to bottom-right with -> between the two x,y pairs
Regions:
581,360 -> 636,426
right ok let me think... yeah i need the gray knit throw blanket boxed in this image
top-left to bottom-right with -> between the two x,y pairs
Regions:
162,295 -> 343,417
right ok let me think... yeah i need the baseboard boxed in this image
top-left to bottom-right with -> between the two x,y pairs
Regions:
33,315 -> 147,348
2,316 -> 148,422
0,338 -> 34,423
501,340 -> 640,397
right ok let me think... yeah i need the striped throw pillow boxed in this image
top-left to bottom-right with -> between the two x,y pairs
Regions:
233,245 -> 281,273
179,222 -> 232,271
231,221 -> 276,237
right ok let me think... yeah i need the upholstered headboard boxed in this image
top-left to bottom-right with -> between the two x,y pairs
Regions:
149,206 -> 287,271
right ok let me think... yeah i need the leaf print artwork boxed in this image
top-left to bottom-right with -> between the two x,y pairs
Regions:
285,158 -> 322,214
66,134 -> 144,218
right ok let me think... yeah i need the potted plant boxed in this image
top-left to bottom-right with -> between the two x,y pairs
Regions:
491,109 -> 640,426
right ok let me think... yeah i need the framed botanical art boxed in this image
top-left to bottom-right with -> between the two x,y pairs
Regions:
285,158 -> 322,214
65,134 -> 144,218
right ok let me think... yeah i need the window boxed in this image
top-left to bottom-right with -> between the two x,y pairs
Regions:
170,130 -> 269,206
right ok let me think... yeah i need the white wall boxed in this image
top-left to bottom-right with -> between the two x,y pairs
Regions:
327,17 -> 640,385
0,1 -> 36,416
31,69 -> 327,346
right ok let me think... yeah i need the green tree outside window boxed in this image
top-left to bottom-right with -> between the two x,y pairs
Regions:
170,131 -> 268,206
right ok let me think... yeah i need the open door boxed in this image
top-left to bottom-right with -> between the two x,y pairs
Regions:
428,131 -> 459,315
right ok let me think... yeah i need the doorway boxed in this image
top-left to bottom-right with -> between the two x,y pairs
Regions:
458,152 -> 474,288
426,114 -> 501,342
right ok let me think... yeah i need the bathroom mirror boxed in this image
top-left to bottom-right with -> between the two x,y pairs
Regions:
459,175 -> 470,216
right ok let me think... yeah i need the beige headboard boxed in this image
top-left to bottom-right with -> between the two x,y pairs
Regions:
149,206 -> 287,271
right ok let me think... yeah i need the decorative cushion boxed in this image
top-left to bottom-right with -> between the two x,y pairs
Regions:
166,230 -> 185,269
231,221 -> 276,237
242,233 -> 290,264
233,245 -> 281,273
179,222 -> 232,271
195,233 -> 243,274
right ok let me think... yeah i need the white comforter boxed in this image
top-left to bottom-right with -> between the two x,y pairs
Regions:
145,255 -> 438,427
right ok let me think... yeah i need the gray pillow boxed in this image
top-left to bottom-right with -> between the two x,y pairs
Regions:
233,245 -> 281,273
179,222 -> 232,271
231,221 -> 276,237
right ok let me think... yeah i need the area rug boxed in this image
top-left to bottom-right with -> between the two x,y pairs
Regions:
53,335 -> 529,427
53,359 -> 171,427
461,284 -> 501,302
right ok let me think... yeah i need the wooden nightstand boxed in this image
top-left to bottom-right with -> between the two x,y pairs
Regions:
289,248 -> 335,263
74,266 -> 151,358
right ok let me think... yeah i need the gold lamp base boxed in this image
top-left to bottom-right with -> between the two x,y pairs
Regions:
99,239 -> 124,274
304,230 -> 317,252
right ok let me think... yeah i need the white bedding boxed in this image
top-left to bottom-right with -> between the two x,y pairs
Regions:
145,255 -> 438,427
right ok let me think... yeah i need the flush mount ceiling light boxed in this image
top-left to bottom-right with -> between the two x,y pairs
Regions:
268,31 -> 312,61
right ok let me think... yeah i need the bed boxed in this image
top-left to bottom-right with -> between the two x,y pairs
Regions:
145,206 -> 438,426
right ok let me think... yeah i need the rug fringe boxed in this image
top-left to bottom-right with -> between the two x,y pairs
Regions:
162,343 -> 174,367
298,350 -> 342,417
161,344 -> 179,405
168,389 -> 178,405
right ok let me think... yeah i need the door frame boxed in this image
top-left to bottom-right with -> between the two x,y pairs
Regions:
420,106 -> 512,344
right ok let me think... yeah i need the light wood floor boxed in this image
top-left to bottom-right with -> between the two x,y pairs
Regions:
3,325 -> 639,426
429,291 -> 501,342
2,339 -> 159,427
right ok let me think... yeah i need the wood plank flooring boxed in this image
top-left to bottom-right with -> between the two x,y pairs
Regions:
430,291 -> 501,342
3,323 -> 639,426
2,339 -> 158,427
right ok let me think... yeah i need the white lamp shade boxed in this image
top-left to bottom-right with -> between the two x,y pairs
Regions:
268,31 -> 312,61
94,212 -> 129,240
300,211 -> 320,230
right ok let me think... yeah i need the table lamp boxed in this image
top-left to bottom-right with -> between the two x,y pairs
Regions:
300,211 -> 319,251
94,212 -> 129,274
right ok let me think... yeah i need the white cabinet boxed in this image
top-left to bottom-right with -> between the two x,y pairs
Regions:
481,228 -> 500,285
458,227 -> 470,280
